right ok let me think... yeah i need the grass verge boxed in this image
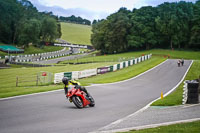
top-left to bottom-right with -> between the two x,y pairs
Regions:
78,56 -> 165,86
151,60 -> 200,106
0,56 -> 165,98
123,120 -> 200,133
60,49 -> 200,64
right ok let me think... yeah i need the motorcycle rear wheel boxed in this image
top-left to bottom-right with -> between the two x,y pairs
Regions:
72,96 -> 83,109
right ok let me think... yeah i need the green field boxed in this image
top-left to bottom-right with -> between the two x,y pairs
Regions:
0,62 -> 117,98
61,22 -> 92,45
61,49 -> 200,64
78,56 -> 165,86
0,49 -> 199,98
0,51 -> 161,98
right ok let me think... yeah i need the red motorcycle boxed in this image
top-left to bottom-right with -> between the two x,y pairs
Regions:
66,87 -> 95,109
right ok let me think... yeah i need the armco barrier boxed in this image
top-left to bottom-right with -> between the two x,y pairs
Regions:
110,66 -> 114,72
54,72 -> 64,84
54,54 -> 152,84
135,58 -> 138,64
97,67 -> 110,74
113,64 -> 118,71
78,69 -> 97,79
64,72 -> 72,80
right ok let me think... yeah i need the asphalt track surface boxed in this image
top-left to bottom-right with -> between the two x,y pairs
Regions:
34,52 -> 90,64
0,59 -> 192,133
33,49 -> 90,64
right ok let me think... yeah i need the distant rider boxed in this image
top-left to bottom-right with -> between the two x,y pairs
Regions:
62,77 -> 90,98
181,58 -> 184,66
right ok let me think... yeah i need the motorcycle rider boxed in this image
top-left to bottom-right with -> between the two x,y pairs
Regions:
62,77 -> 90,98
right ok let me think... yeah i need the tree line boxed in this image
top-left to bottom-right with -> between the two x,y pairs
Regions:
91,1 -> 200,54
59,15 -> 91,25
0,0 -> 62,48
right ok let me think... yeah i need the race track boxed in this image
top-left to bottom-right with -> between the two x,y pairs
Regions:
0,59 -> 192,133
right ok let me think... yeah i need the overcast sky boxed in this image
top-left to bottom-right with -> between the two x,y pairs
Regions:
29,0 -> 197,21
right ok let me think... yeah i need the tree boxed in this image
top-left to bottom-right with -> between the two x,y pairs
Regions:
155,2 -> 179,49
190,0 -> 200,49
18,19 -> 41,47
92,20 -> 97,25
59,15 -> 91,25
40,17 -> 59,42
91,8 -> 131,54
0,0 -> 62,47
155,2 -> 194,49
127,6 -> 158,50
0,0 -> 21,44
91,20 -> 108,54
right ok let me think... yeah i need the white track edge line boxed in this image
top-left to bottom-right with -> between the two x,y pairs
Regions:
0,89 -> 63,101
88,59 -> 168,87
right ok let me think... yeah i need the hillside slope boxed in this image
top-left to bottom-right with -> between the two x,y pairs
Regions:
61,22 -> 92,45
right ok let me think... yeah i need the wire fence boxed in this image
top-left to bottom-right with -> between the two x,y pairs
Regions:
16,71 -> 53,87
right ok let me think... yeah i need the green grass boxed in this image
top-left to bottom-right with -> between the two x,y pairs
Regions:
0,55 -> 163,98
78,56 -> 165,86
0,49 -> 199,98
123,120 -> 200,133
60,49 -> 200,64
0,62 -> 117,98
23,45 -> 64,54
148,49 -> 200,60
61,22 -> 92,45
60,51 -> 140,64
151,60 -> 200,106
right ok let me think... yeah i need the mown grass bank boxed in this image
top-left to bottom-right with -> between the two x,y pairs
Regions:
149,49 -> 200,60
78,56 -> 165,86
0,62 -> 117,98
60,49 -> 200,64
61,22 -> 92,45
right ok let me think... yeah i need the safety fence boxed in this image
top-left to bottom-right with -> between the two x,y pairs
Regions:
6,47 -> 70,63
54,43 -> 88,49
54,54 -> 152,84
3,43 -> 94,63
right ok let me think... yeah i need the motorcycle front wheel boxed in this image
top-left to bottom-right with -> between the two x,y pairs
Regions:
72,96 -> 83,109
88,93 -> 95,107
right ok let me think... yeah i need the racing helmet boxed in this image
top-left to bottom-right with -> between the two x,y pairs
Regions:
62,77 -> 69,85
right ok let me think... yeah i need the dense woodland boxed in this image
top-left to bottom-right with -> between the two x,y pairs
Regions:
59,15 -> 91,25
0,0 -> 62,48
91,1 -> 200,54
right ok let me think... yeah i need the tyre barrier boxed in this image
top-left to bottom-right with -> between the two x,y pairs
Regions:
183,80 -> 199,104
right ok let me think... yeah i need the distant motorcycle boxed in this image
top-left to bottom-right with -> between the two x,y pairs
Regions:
66,86 -> 95,109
